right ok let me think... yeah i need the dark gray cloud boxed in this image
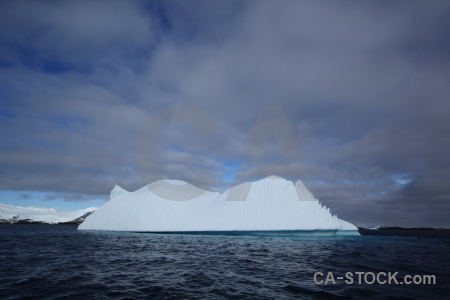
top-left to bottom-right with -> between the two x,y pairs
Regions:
1,0 -> 450,227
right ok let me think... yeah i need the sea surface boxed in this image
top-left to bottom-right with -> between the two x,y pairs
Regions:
0,224 -> 449,299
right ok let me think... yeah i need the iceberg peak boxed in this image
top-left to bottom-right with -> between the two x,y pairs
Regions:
110,185 -> 128,199
264,175 -> 285,180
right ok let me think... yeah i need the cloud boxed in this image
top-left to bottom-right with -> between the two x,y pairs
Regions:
0,0 -> 156,70
1,0 -> 450,227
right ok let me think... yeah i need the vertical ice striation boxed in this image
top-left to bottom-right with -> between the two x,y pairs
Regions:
78,176 -> 360,235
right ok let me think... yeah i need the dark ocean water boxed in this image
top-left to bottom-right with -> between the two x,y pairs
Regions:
0,225 -> 449,299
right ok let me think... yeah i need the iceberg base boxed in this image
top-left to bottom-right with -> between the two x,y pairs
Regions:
335,230 -> 360,236
126,230 -> 341,237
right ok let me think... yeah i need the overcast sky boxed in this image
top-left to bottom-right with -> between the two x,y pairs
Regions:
1,0 -> 450,227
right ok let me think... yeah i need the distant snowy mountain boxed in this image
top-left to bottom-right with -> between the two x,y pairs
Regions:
0,203 -> 98,224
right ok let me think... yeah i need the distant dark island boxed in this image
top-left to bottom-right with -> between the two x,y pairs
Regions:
358,227 -> 450,238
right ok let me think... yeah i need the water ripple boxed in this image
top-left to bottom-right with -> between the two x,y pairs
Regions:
0,225 -> 449,299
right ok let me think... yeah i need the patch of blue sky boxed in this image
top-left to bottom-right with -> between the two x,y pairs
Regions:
144,2 -> 172,32
0,190 -> 106,210
8,44 -> 36,68
211,161 -> 241,190
221,161 -> 240,182
3,45 -> 76,75
0,58 -> 13,68
41,59 -> 75,74
391,173 -> 413,185
0,109 -> 14,118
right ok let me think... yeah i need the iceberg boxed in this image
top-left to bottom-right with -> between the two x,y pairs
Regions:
78,176 -> 359,236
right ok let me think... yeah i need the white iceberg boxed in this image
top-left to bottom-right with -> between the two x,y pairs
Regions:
78,176 -> 359,236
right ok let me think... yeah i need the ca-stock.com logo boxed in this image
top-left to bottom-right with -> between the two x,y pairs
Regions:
135,104 -> 302,191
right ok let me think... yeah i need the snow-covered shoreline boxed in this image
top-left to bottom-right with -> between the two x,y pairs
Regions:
0,203 -> 97,224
